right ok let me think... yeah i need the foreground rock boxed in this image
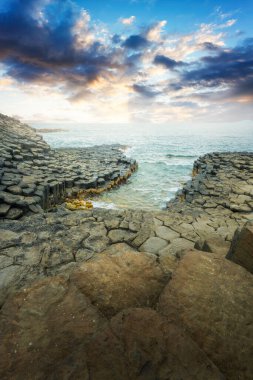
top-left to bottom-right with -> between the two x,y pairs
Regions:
71,243 -> 169,317
226,221 -> 253,273
2,244 -> 252,379
0,253 -> 223,380
158,250 -> 253,380
87,308 -> 223,380
0,276 -> 106,379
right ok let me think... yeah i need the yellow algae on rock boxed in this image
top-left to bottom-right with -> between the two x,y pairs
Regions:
65,199 -> 93,211
192,167 -> 199,177
64,161 -> 138,212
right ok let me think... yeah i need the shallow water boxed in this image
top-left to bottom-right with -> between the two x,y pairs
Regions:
34,122 -> 253,210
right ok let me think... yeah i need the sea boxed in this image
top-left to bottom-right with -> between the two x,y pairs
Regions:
34,122 -> 253,211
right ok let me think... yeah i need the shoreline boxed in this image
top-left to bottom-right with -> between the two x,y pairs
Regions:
0,114 -> 138,219
0,113 -> 253,379
36,128 -> 68,133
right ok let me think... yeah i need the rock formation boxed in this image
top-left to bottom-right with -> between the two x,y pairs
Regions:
0,113 -> 137,219
226,221 -> 253,273
0,114 -> 253,379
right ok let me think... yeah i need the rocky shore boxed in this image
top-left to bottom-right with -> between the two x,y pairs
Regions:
170,151 -> 253,214
0,114 -> 253,379
0,113 -> 137,219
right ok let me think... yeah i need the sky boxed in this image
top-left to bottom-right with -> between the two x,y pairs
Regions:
0,0 -> 253,125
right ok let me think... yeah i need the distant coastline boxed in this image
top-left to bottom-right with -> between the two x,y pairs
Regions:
36,127 -> 67,133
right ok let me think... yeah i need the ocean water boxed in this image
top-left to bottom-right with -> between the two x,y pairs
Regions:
34,123 -> 253,211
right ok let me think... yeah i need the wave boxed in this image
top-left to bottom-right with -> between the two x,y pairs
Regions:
166,154 -> 197,158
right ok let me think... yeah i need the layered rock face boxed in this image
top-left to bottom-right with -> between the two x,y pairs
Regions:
0,114 -> 136,219
0,114 -> 253,379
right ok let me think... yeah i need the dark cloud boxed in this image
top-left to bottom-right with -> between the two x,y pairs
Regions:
133,84 -> 159,98
154,54 -> 184,69
125,52 -> 143,68
5,59 -> 51,81
201,42 -> 221,51
174,39 -> 253,99
1,0 -> 252,109
122,35 -> 149,50
0,0 -> 118,88
112,34 -> 122,44
170,101 -> 198,108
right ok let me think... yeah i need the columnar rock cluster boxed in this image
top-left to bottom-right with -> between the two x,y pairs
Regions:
0,114 -> 136,219
0,114 -> 253,379
170,152 -> 253,215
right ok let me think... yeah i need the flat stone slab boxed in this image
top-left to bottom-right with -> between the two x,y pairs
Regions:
140,236 -> 168,253
155,225 -> 180,241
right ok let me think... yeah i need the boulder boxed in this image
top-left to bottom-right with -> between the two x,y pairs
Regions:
0,276 -> 106,379
6,207 -> 23,219
87,308 -> 223,380
0,203 -> 10,216
226,222 -> 253,273
158,250 -> 253,379
71,243 -> 169,317
194,235 -> 230,257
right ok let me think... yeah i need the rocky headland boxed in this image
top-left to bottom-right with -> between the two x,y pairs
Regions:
0,114 -> 253,379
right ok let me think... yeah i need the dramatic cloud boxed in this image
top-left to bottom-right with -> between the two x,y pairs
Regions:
112,34 -> 122,44
0,0 -> 118,88
122,35 -> 149,50
154,55 -> 184,69
145,20 -> 167,42
178,38 -> 253,99
0,0 -> 252,123
201,42 -> 221,51
133,83 -> 160,97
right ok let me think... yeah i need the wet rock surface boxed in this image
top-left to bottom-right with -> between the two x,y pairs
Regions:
0,114 -> 253,379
